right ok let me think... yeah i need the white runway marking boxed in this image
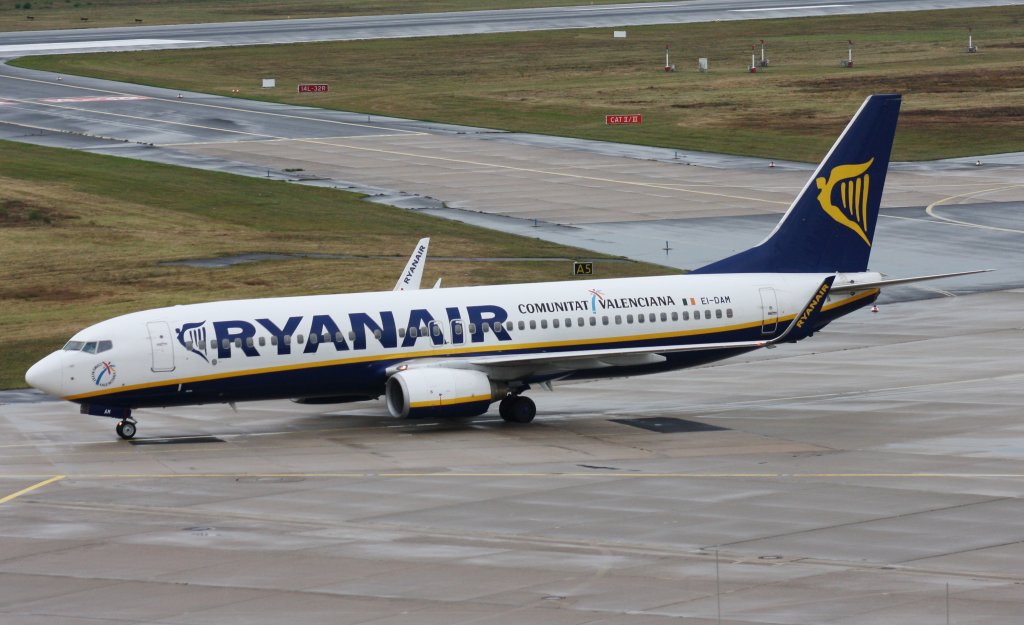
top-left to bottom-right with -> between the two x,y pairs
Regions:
0,39 -> 203,54
40,95 -> 150,103
731,4 -> 850,12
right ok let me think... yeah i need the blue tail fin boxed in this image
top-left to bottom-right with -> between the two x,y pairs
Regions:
694,94 -> 901,274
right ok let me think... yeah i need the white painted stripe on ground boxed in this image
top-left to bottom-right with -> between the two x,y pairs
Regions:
0,39 -> 202,54
40,95 -> 150,103
731,4 -> 849,12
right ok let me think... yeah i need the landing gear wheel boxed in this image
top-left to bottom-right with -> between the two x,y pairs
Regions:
115,419 -> 137,440
500,395 -> 536,424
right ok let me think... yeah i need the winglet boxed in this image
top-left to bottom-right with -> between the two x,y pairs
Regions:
769,275 -> 836,345
394,237 -> 430,291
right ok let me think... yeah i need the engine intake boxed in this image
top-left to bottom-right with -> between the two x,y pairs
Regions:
386,368 -> 498,419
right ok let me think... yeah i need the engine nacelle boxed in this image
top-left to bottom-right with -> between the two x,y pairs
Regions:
386,368 -> 498,419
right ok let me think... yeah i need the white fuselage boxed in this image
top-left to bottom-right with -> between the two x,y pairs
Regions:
28,272 -> 880,410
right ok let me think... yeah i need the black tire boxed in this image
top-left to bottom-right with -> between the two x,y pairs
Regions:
116,420 -> 136,440
504,396 -> 536,424
498,396 -> 515,421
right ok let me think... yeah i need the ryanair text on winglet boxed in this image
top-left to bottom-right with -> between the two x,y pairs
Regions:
795,283 -> 830,329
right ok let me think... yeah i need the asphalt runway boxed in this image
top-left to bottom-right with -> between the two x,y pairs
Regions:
3,289 -> 1023,625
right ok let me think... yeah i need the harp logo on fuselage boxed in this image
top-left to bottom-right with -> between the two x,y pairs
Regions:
815,158 -> 874,246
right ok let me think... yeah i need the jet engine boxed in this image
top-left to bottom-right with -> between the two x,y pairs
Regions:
386,368 -> 499,419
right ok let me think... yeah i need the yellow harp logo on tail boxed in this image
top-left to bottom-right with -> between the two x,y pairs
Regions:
815,157 -> 874,246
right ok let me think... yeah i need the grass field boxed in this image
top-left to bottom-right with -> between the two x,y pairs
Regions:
0,0 -> 640,32
0,140 -> 670,389
16,6 -> 1023,161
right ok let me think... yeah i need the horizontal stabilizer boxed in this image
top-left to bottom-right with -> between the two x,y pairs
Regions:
831,269 -> 993,293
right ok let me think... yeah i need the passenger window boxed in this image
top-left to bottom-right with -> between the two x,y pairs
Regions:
348,331 -> 355,341
222,338 -> 230,349
335,332 -> 345,342
98,340 -> 113,353
540,320 -> 548,329
578,317 -> 585,326
626,315 -> 634,324
246,337 -> 255,347
432,325 -> 441,336
726,308 -> 734,318
283,335 -> 292,346
399,327 -> 406,338
83,342 -> 97,354
296,334 -> 305,344
518,321 -> 525,330
409,327 -> 418,338
185,341 -> 193,350
589,317 -> 597,326
615,315 -> 622,325
483,323 -> 491,333
211,340 -> 218,349
671,312 -> 678,321
602,316 -> 609,326
650,313 -> 657,322
374,329 -> 382,339
704,310 -> 711,319
309,334 -> 318,345
258,337 -> 266,347
552,319 -> 560,329
529,320 -> 537,330
271,336 -> 279,346
565,318 -> 572,327
234,338 -> 242,348
660,313 -> 667,322
454,324 -> 463,336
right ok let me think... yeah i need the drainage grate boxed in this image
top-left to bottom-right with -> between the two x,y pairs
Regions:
611,417 -> 727,433
130,436 -> 225,446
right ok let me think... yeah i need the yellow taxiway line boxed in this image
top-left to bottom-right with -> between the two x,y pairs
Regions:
0,475 -> 65,505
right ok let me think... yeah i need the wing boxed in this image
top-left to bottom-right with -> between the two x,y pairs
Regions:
394,237 -> 430,291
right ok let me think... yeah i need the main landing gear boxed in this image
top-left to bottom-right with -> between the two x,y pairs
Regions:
499,395 -> 536,424
115,417 -> 137,440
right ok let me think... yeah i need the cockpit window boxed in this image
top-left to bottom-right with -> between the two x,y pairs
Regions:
62,340 -> 114,353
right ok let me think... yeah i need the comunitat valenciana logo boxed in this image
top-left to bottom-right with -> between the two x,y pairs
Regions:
815,158 -> 874,246
91,361 -> 116,387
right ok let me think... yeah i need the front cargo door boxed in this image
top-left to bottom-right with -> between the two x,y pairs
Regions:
147,321 -> 176,372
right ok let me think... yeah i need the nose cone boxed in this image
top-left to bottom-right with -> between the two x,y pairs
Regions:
25,352 -> 63,397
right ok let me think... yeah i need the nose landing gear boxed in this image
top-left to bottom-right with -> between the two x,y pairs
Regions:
115,417 -> 137,440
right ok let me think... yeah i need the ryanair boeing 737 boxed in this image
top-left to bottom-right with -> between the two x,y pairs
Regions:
26,94 -> 985,439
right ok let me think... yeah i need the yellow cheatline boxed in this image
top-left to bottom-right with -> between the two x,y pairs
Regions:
65,295 -> 889,404
409,394 -> 492,409
0,475 -> 65,504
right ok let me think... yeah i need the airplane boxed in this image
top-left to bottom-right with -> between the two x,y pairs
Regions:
26,93 -> 987,440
